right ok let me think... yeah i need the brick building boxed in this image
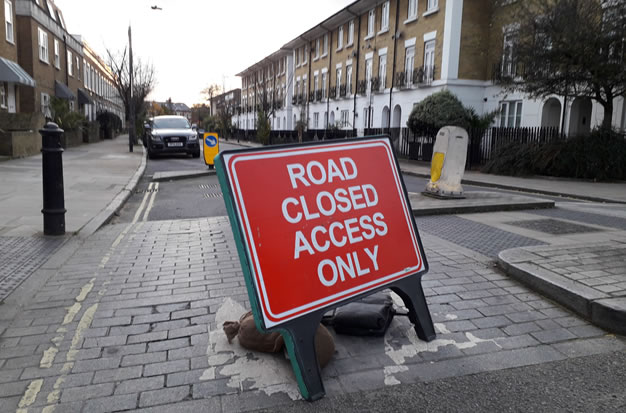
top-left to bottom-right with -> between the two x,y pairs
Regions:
211,88 -> 241,117
0,0 -> 35,113
234,0 -> 626,136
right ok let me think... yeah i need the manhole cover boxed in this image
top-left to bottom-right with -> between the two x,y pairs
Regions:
506,218 -> 602,235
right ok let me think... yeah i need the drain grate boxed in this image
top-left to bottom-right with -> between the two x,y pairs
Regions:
506,218 -> 602,235
204,193 -> 223,199
199,184 -> 220,189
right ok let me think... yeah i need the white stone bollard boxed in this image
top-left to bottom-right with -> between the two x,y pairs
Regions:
424,126 -> 469,198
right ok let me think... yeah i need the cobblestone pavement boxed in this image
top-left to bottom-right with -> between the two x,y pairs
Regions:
415,215 -> 546,258
1,217 -> 623,412
0,236 -> 66,302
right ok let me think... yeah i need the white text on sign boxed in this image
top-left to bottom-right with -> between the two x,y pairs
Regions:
280,158 -> 388,288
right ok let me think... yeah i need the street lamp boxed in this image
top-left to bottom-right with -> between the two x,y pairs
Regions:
128,5 -> 162,152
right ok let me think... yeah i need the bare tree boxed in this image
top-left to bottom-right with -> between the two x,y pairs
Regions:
202,84 -> 222,116
494,0 -> 626,129
107,48 -> 156,136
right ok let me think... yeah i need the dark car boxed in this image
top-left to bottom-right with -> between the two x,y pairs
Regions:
145,115 -> 200,159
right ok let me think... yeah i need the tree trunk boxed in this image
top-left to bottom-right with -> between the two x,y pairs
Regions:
602,100 -> 613,130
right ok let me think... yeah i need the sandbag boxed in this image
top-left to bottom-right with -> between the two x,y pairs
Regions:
223,311 -> 335,367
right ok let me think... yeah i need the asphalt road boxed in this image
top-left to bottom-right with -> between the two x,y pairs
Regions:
112,140 -> 581,226
256,350 -> 626,413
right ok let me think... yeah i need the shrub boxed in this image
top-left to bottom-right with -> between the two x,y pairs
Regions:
50,97 -> 86,131
407,90 -> 468,132
482,128 -> 626,181
256,110 -> 271,145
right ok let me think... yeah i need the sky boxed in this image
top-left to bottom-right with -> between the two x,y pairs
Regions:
54,0 -> 354,106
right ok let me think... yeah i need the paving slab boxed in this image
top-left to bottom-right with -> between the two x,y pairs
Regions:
409,191 -> 554,216
498,238 -> 626,335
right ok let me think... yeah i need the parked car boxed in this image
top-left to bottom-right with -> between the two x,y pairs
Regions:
145,115 -> 200,158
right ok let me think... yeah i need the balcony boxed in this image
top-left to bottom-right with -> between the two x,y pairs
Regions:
316,90 -> 323,101
412,65 -> 435,85
357,79 -> 367,95
370,76 -> 381,93
394,72 -> 406,88
492,59 -> 522,82
292,96 -> 297,105
329,87 -> 337,99
339,84 -> 347,97
308,93 -> 314,103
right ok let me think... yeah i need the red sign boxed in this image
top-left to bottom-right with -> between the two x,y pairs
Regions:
220,138 -> 426,328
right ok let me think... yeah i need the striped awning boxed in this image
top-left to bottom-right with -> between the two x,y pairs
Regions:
55,81 -> 75,100
77,88 -> 93,105
0,56 -> 35,87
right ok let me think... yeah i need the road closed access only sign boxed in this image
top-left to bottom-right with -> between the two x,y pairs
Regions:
216,137 -> 427,329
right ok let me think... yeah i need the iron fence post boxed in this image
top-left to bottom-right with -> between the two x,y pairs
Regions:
40,122 -> 66,236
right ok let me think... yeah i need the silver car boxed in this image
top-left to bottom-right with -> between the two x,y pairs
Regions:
145,115 -> 200,159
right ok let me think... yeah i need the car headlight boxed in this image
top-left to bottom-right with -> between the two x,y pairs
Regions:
151,134 -> 162,142
188,133 -> 198,141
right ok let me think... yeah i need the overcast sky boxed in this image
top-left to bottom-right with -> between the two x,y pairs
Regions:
54,0 -> 354,106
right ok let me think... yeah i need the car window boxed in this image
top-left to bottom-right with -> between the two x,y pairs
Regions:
153,118 -> 190,129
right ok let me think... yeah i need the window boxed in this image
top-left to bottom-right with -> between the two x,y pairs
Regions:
341,110 -> 349,127
67,51 -> 73,76
346,64 -> 353,94
0,83 -> 6,108
41,92 -> 50,117
5,0 -> 14,43
314,112 -> 319,128
424,39 -> 435,74
378,54 -> 387,91
322,72 -> 327,98
426,0 -> 438,12
348,20 -> 354,45
277,117 -> 280,129
337,26 -> 343,50
54,39 -> 60,68
38,27 -> 49,63
324,112 -> 328,128
367,9 -> 375,37
499,101 -> 522,127
314,74 -> 319,95
323,34 -> 328,56
381,1 -> 390,32
315,38 -> 320,59
303,46 -> 307,64
502,31 -> 517,76
405,46 -> 415,85
365,58 -> 373,91
336,67 -> 342,95
363,107 -> 369,128
75,56 -> 80,79
408,0 -> 418,20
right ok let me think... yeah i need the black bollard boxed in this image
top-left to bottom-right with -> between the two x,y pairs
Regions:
40,122 -> 66,236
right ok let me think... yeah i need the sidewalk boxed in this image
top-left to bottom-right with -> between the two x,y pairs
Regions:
398,159 -> 626,204
0,135 -> 145,237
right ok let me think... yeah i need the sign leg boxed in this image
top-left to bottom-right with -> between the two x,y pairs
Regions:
391,277 -> 436,342
281,315 -> 325,401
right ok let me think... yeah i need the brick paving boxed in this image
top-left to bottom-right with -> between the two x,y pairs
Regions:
0,237 -> 65,302
0,217 -> 624,412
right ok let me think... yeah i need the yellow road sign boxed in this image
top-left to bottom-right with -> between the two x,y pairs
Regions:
203,132 -> 219,168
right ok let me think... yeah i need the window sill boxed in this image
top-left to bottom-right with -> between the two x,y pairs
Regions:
313,56 -> 319,62
321,53 -> 328,58
404,16 -> 418,25
423,8 -> 439,17
6,39 -> 15,46
39,59 -> 49,65
377,27 -> 389,36
364,34 -> 374,41
336,46 -> 343,52
346,42 -> 354,48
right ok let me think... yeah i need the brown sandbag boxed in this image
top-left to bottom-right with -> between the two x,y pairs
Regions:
223,311 -> 335,368
223,311 -> 284,353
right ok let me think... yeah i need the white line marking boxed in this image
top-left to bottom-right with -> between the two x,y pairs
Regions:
143,182 -> 159,222
132,182 -> 153,224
